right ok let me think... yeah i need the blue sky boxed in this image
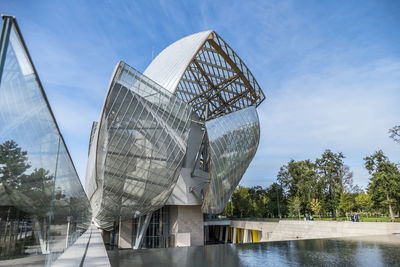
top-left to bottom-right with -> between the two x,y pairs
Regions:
2,0 -> 400,190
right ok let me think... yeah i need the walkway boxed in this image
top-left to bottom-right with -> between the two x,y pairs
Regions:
53,225 -> 110,267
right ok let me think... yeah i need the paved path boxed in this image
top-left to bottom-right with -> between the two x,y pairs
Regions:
52,225 -> 110,267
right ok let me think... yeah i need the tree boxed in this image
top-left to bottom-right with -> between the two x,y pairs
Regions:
315,149 -> 351,219
339,193 -> 354,220
277,160 -> 317,216
310,198 -> 321,217
248,186 -> 269,217
389,125 -> 400,144
0,140 -> 31,203
288,196 -> 301,219
265,183 -> 286,218
355,191 -> 372,214
365,150 -> 400,222
222,200 -> 234,217
231,186 -> 252,218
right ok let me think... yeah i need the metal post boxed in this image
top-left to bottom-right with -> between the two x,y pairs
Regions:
0,15 -> 13,84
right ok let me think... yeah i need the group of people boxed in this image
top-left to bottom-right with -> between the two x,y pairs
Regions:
351,214 -> 360,222
303,215 -> 314,221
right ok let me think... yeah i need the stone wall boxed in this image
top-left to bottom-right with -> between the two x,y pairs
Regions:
169,205 -> 204,246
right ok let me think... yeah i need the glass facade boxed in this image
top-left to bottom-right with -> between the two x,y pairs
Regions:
202,107 -> 260,214
87,62 -> 193,229
131,207 -> 170,249
0,16 -> 91,266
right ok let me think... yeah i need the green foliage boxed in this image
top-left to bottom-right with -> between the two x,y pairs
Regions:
355,191 -> 372,212
339,193 -> 354,216
0,140 -> 31,191
315,149 -> 352,218
231,186 -> 252,218
310,198 -> 321,216
288,196 -> 301,218
222,148 -> 398,221
278,160 -> 317,215
365,150 -> 400,222
0,140 -> 63,217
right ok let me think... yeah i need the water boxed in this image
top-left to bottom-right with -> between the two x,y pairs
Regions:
107,235 -> 400,266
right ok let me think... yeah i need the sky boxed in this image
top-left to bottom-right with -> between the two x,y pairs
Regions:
2,0 -> 400,190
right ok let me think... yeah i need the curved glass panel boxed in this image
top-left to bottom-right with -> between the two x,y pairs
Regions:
0,17 -> 91,265
202,106 -> 260,214
87,62 -> 192,228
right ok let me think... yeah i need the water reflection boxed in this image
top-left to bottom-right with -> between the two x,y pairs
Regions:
107,235 -> 400,267
0,140 -> 90,263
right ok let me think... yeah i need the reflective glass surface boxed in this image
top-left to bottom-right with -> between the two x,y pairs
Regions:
202,107 -> 260,214
0,17 -> 91,266
87,62 -> 192,229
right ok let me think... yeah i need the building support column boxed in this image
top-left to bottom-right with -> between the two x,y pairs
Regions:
133,213 -> 152,249
225,226 -> 229,244
219,226 -> 223,241
243,229 -> 247,243
232,228 -> 237,244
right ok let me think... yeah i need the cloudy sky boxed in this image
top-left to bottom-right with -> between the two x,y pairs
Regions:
2,0 -> 399,190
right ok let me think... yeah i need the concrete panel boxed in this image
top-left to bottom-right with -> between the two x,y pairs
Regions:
175,233 -> 191,247
228,220 -> 400,243
168,205 -> 204,246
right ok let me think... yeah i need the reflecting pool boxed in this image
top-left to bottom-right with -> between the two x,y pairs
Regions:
107,235 -> 400,267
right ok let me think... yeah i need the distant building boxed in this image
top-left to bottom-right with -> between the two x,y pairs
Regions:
86,30 -> 265,248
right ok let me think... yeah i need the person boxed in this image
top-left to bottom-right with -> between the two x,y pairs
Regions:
356,214 -> 359,222
351,215 -> 354,222
310,215 -> 313,221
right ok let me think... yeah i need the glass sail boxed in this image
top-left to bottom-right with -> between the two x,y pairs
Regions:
87,62 -> 192,229
0,16 -> 91,265
202,106 -> 260,214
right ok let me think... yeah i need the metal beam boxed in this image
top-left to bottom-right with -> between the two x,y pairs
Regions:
207,38 -> 258,100
187,74 -> 239,104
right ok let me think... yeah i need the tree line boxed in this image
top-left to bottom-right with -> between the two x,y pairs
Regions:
222,125 -> 400,222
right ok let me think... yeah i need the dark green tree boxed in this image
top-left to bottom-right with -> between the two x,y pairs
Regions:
231,186 -> 253,218
315,149 -> 351,219
265,183 -> 286,218
277,160 -> 317,216
248,186 -> 269,217
0,140 -> 31,202
365,150 -> 400,222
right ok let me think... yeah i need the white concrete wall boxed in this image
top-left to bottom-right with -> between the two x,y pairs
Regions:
269,221 -> 400,241
229,220 -> 400,243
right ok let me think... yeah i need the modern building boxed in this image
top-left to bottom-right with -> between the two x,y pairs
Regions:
86,30 -> 265,248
